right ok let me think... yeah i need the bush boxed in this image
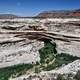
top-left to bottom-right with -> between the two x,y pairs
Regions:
57,74 -> 65,80
39,41 -> 80,71
39,41 -> 57,63
35,67 -> 41,73
0,64 -> 33,80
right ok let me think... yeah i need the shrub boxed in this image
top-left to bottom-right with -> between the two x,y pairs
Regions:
0,64 -> 33,80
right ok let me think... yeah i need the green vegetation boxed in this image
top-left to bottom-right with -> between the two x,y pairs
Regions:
34,67 -> 41,73
0,40 -> 80,80
39,41 -> 57,64
0,64 -> 33,80
57,74 -> 65,80
39,41 -> 80,71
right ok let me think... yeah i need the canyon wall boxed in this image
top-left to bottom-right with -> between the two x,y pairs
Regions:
0,18 -> 80,68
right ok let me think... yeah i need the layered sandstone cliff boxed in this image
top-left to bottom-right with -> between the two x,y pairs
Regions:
38,9 -> 80,18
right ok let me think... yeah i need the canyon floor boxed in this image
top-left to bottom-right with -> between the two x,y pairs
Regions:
0,18 -> 80,80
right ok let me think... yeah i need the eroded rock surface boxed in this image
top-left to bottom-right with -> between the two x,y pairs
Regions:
0,33 -> 44,68
0,18 -> 80,68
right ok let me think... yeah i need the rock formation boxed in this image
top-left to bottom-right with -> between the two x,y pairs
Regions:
37,9 -> 80,18
0,11 -> 80,80
0,14 -> 19,19
0,18 -> 80,68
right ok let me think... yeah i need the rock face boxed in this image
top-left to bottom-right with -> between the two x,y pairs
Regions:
38,9 -> 80,18
0,36 -> 44,68
0,17 -> 80,68
0,20 -> 44,68
42,18 -> 80,56
0,14 -> 80,80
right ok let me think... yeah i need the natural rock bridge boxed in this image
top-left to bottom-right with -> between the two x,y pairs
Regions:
0,30 -> 80,68
0,30 -> 80,41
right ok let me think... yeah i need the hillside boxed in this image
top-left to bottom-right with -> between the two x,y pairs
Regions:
0,14 -> 19,19
37,9 -> 80,18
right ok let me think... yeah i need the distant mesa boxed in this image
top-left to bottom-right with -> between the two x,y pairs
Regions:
0,9 -> 80,19
37,9 -> 80,18
0,14 -> 20,19
0,14 -> 33,19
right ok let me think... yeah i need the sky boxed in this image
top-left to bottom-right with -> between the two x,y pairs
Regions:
0,0 -> 80,16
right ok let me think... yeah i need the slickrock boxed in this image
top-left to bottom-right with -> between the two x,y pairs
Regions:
0,33 -> 44,68
0,18 -> 80,68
